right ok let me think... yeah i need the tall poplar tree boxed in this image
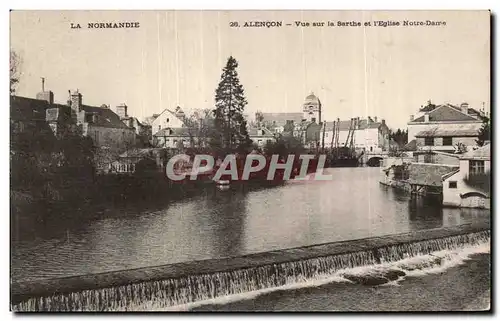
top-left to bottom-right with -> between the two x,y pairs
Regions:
212,56 -> 251,152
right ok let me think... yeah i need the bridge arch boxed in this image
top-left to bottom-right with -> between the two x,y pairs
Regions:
366,156 -> 383,167
460,191 -> 488,199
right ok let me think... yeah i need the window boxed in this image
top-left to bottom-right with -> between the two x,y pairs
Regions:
449,181 -> 457,189
424,137 -> 434,146
167,118 -> 169,123
443,137 -> 453,146
258,139 -> 263,145
158,125 -> 161,131
424,153 -> 433,163
469,160 -> 485,174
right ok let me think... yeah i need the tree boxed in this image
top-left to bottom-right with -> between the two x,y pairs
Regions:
184,108 -> 216,148
10,50 -> 22,95
212,56 -> 251,152
476,116 -> 490,147
389,128 -> 408,148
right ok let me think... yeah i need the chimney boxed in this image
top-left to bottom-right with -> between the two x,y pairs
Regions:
410,114 -> 414,121
116,103 -> 128,119
374,116 -> 378,123
460,102 -> 469,114
100,104 -> 110,109
36,91 -> 54,104
424,114 -> 430,122
36,77 -> 54,104
382,119 -> 386,126
70,90 -> 83,113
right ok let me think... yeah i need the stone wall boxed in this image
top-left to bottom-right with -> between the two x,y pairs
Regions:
84,124 -> 136,150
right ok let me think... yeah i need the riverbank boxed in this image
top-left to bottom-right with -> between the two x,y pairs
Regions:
11,222 -> 490,309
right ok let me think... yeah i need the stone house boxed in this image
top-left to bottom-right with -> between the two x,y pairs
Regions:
153,127 -> 191,149
442,144 -> 490,209
66,91 -> 136,151
116,103 -> 152,146
407,103 -> 484,150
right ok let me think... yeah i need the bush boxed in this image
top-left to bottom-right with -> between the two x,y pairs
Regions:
464,171 -> 490,195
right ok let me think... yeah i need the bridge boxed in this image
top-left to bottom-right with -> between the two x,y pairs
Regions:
361,151 -> 389,167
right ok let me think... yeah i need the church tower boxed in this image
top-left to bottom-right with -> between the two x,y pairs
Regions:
302,92 -> 321,123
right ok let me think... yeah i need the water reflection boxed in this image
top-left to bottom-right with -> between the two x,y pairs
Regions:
408,196 -> 444,230
11,168 -> 490,281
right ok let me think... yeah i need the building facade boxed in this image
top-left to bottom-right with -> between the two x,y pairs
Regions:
153,127 -> 191,149
407,103 -> 484,148
151,106 -> 186,136
259,93 -> 322,134
248,127 -> 275,147
442,144 -> 490,208
322,117 -> 390,152
66,90 -> 136,150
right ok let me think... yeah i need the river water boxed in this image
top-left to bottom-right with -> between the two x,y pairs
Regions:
11,167 -> 490,282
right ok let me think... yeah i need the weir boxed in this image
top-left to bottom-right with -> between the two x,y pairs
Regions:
11,223 -> 490,311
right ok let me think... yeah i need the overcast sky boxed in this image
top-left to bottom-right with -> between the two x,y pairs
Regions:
10,10 -> 490,129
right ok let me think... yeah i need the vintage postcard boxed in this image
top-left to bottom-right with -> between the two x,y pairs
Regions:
9,10 -> 491,312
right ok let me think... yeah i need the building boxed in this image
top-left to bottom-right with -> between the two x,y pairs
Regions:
259,93 -> 322,134
259,112 -> 303,134
11,95 -> 66,140
302,92 -> 322,123
322,117 -> 390,152
66,90 -> 136,150
153,127 -> 191,149
151,106 -> 186,136
11,89 -> 136,152
442,144 -> 490,208
107,148 -> 168,174
407,103 -> 484,148
248,127 -> 275,147
116,103 -> 152,146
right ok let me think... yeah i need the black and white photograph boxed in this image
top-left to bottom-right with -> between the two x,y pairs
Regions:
8,9 -> 491,312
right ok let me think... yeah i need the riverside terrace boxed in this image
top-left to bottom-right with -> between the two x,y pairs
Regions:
11,222 -> 490,311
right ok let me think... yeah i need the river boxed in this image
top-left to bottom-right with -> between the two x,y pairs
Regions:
11,167 -> 490,282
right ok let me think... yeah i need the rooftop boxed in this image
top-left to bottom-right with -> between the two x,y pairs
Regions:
415,123 -> 480,137
154,127 -> 190,137
248,127 -> 275,137
412,104 -> 481,123
261,112 -> 304,126
460,143 -> 490,160
324,118 -> 385,131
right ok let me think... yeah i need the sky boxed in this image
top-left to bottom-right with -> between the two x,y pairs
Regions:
10,10 -> 490,129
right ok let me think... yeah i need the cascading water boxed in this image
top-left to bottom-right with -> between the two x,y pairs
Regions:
12,230 -> 490,312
